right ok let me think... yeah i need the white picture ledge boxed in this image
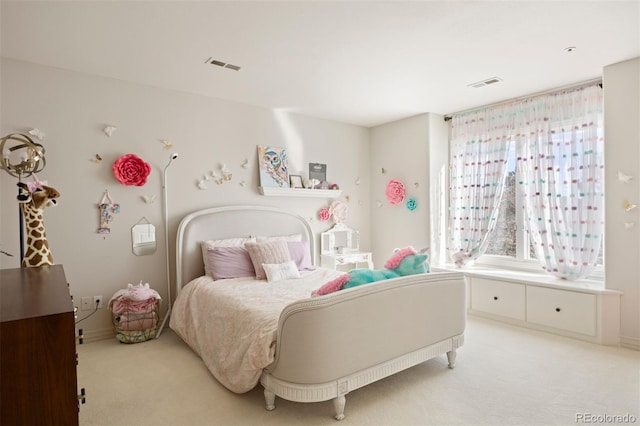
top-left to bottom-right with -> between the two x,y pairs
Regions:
259,187 -> 342,198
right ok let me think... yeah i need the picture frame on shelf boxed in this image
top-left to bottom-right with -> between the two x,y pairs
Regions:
309,163 -> 326,188
289,175 -> 304,188
257,145 -> 289,188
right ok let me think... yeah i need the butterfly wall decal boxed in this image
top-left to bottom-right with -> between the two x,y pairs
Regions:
103,125 -> 117,137
618,171 -> 633,183
623,199 -> 637,212
624,222 -> 635,229
29,128 -> 45,141
141,195 -> 157,204
197,180 -> 207,190
161,140 -> 173,149
90,154 -> 102,163
221,163 -> 232,181
241,158 -> 249,169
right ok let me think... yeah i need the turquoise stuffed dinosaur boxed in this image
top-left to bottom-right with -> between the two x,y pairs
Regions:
312,247 -> 429,296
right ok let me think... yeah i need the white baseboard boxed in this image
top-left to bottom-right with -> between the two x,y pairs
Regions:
620,335 -> 640,351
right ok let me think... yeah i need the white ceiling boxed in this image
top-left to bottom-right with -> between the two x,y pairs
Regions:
1,1 -> 639,127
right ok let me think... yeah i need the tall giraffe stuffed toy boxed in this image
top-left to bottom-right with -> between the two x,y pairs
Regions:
17,181 -> 61,267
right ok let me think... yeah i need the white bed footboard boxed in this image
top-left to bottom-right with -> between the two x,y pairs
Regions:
260,271 -> 466,420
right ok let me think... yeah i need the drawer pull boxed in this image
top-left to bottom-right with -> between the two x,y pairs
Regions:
78,388 -> 86,404
555,307 -> 561,312
493,296 -> 499,301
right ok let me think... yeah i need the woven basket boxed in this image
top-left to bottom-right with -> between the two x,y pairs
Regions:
112,304 -> 159,344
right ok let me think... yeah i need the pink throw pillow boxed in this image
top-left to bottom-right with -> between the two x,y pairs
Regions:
287,241 -> 315,271
207,247 -> 256,280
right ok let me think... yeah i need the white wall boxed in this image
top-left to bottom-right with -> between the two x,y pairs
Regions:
369,113 -> 448,267
0,58 -> 371,340
427,114 -> 450,266
604,57 -> 640,349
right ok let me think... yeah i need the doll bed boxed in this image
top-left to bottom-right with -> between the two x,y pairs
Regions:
169,205 -> 466,420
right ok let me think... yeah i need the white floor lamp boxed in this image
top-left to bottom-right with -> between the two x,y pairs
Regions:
156,152 -> 178,338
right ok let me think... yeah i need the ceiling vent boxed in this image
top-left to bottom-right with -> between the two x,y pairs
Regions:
468,77 -> 502,88
205,57 -> 241,71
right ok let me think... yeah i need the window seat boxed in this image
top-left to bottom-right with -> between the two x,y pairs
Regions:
435,266 -> 621,346
462,267 -> 612,294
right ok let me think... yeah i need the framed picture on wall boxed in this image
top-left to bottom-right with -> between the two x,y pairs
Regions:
289,175 -> 304,188
309,163 -> 326,189
257,145 -> 289,187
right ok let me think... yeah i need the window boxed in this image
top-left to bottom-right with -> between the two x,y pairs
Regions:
449,83 -> 604,280
480,141 -> 539,269
484,144 -> 517,258
477,134 -> 604,275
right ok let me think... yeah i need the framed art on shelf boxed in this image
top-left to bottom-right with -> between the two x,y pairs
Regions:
289,175 -> 304,188
309,163 -> 326,189
257,146 -> 289,188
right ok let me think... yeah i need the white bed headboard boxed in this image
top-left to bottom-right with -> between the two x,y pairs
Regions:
175,205 -> 315,291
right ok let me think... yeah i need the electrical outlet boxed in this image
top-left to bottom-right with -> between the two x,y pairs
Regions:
81,297 -> 93,311
94,295 -> 104,309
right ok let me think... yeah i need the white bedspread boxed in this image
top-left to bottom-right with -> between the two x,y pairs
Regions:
169,267 -> 344,393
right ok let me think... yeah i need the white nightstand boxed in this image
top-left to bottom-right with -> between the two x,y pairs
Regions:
321,252 -> 373,270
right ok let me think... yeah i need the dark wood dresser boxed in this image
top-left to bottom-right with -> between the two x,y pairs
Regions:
1,265 -> 79,426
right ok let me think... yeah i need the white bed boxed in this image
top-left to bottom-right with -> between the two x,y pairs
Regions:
170,205 -> 466,420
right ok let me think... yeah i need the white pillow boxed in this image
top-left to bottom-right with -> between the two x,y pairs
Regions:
245,240 -> 292,280
256,234 -> 302,243
201,237 -> 256,276
262,261 -> 301,282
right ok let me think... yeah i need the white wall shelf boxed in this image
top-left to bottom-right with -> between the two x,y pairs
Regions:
259,187 -> 342,198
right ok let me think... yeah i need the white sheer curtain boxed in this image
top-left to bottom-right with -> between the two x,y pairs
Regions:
448,83 -> 604,278
448,109 -> 513,266
516,84 -> 604,280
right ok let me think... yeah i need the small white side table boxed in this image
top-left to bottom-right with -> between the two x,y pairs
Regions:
321,252 -> 373,270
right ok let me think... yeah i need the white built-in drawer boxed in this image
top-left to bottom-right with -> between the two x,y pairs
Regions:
470,278 -> 525,320
526,286 -> 596,336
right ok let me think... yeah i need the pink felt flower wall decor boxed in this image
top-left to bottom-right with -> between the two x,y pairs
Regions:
113,154 -> 151,186
386,179 -> 406,205
329,201 -> 348,223
318,207 -> 331,221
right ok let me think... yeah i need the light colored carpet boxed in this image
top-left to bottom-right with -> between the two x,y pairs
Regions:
78,316 -> 639,426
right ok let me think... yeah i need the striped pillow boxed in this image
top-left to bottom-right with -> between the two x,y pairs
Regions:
244,240 -> 292,280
